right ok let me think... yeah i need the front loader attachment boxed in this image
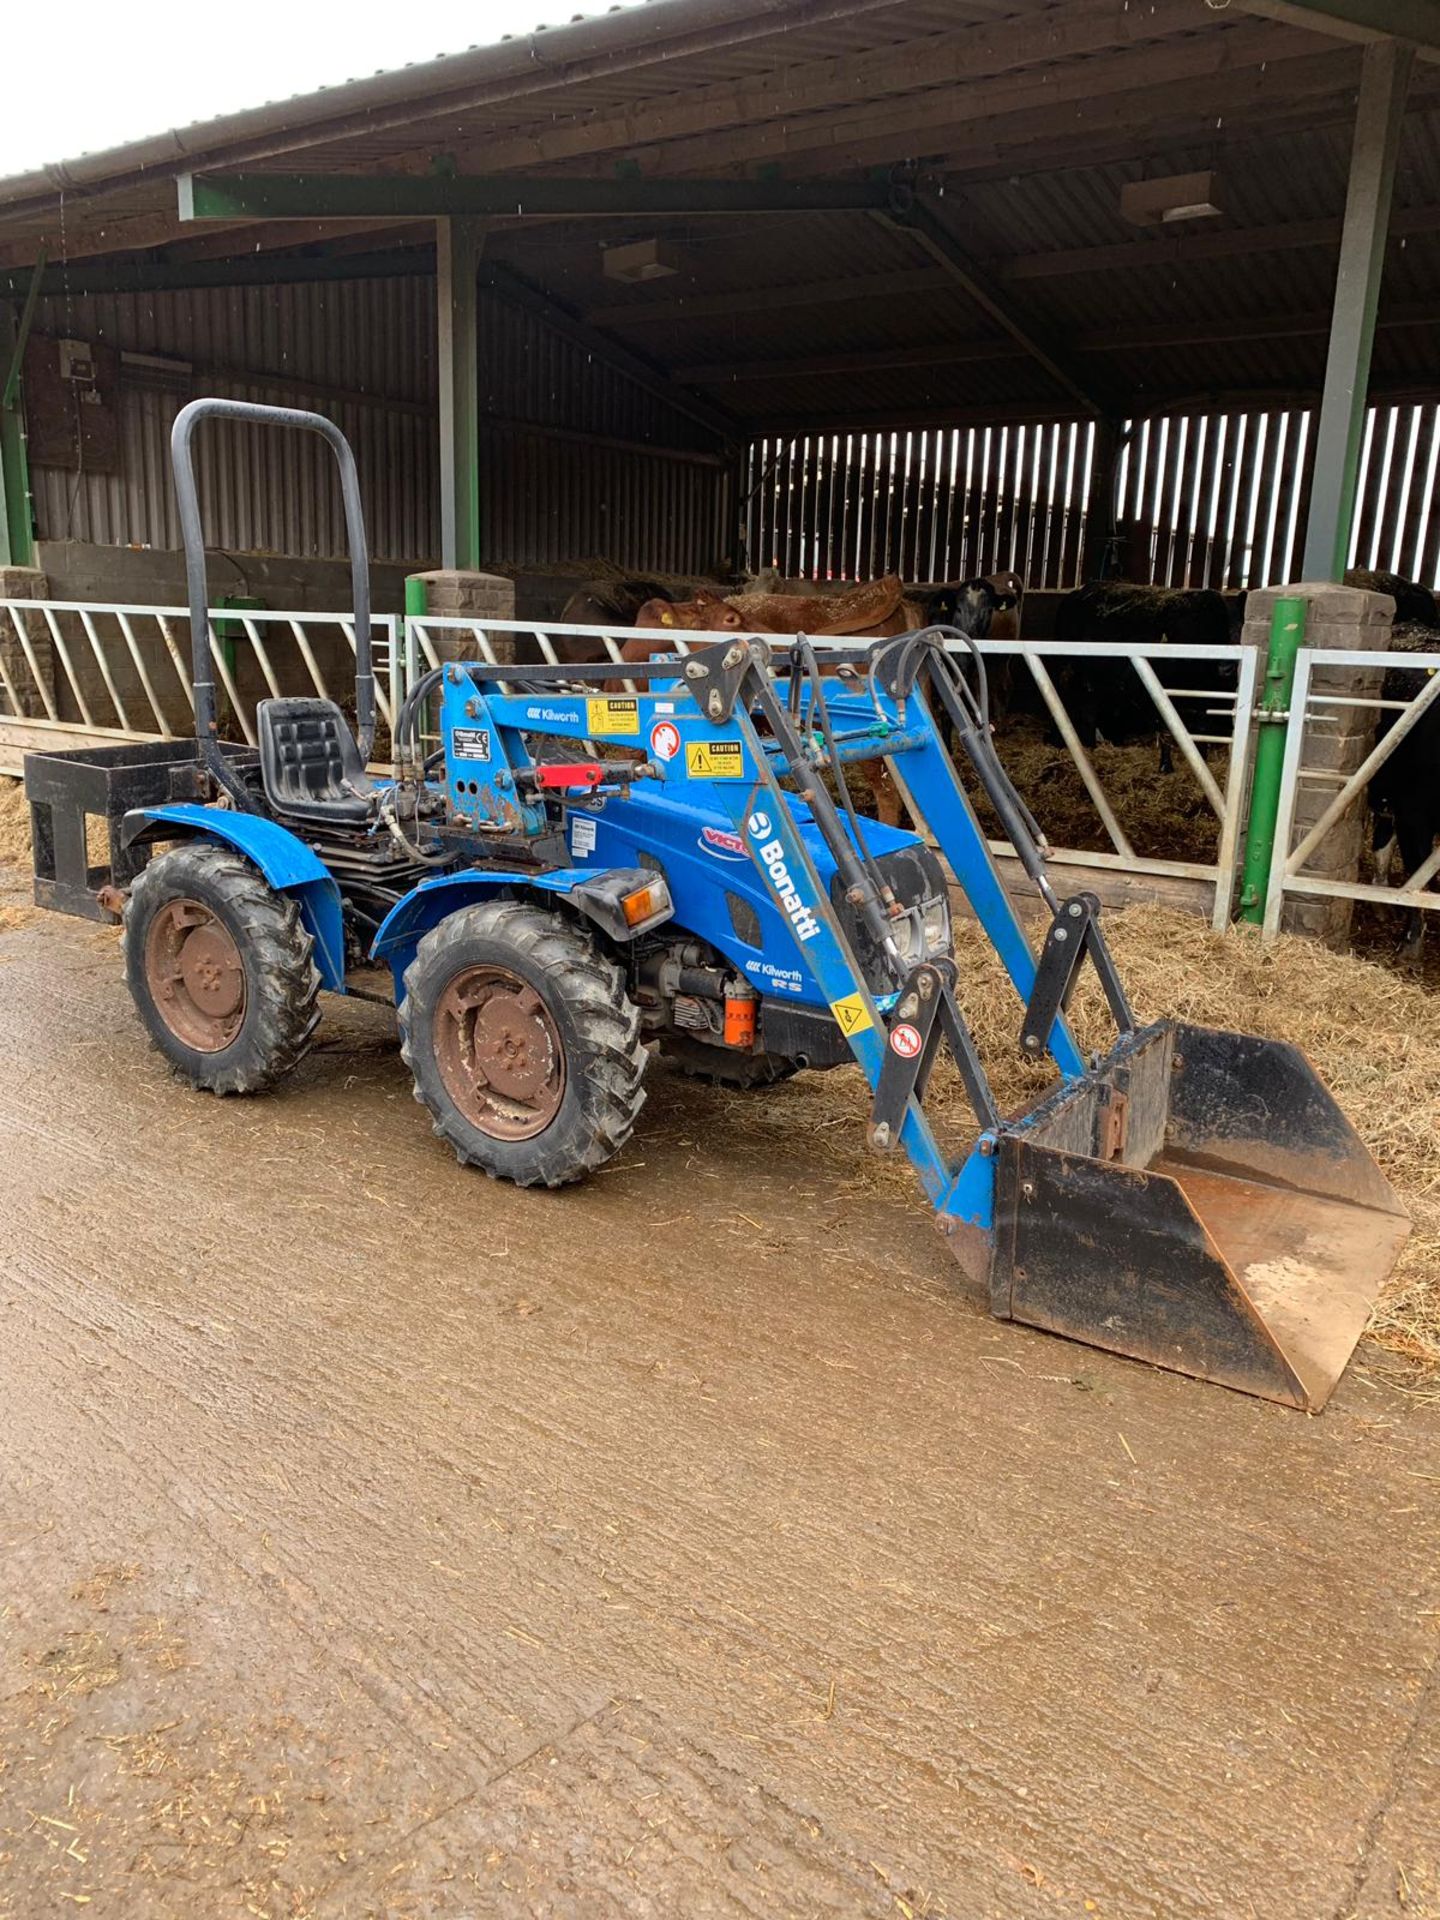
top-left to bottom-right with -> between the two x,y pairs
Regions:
990,1021 -> 1410,1410
639,627 -> 1409,1412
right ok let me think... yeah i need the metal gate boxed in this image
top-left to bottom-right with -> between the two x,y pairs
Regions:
408,615 -> 1256,927
1264,645 -> 1440,939
0,598 -> 403,774
18,596 -> 1403,948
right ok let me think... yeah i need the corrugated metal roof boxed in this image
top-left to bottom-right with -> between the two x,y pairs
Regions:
1,0 -> 1436,431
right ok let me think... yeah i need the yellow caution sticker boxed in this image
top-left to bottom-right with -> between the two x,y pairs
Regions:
684,740 -> 745,779
829,992 -> 872,1037
586,696 -> 640,736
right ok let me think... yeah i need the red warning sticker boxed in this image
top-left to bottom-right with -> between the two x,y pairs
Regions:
650,719 -> 681,761
889,1022 -> 923,1059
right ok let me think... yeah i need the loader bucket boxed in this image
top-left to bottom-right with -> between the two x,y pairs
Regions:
989,1022 -> 1410,1409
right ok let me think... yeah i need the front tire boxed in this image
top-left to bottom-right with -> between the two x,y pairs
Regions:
122,841 -> 321,1094
399,900 -> 647,1188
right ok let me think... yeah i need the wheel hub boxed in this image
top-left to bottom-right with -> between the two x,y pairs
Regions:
144,899 -> 246,1052
435,965 -> 565,1140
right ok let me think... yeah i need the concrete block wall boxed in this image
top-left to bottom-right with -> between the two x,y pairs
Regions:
407,571 -> 517,662
0,566 -> 48,719
1241,582 -> 1393,945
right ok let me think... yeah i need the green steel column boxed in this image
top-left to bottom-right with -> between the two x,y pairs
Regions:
436,216 -> 483,572
404,576 -> 429,618
1301,39 -> 1413,581
1238,596 -> 1306,925
0,285 -> 40,568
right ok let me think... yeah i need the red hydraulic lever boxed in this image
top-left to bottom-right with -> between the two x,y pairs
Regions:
533,762 -> 606,791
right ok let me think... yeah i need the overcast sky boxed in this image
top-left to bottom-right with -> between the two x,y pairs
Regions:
0,0 -> 633,179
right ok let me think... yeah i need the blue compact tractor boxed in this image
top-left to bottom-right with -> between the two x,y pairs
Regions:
25,401 -> 1410,1410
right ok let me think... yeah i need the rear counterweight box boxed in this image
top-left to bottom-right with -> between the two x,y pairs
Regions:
22,739 -> 255,922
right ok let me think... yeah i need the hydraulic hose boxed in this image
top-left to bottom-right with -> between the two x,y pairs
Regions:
875,626 -> 1057,906
793,636 -> 899,916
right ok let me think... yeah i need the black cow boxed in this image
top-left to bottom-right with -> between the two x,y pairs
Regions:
1370,623 -> 1440,960
1053,581 -> 1247,769
1345,568 -> 1440,629
915,571 -> 1021,642
549,577 -> 676,665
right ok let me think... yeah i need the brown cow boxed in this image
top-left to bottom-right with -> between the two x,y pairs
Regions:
634,574 -> 923,640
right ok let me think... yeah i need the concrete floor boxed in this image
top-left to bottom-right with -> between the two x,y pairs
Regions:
1,892 -> 1437,1918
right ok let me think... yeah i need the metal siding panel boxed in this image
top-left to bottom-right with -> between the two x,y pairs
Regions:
28,277 -> 442,564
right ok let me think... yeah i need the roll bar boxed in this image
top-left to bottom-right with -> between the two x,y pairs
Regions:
170,398 -> 375,807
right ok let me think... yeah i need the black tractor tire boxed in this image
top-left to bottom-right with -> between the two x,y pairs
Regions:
661,1034 -> 799,1090
122,840 -> 322,1095
399,899 -> 647,1188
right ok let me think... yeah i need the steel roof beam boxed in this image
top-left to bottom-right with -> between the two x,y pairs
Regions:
877,199 -> 1112,420
1002,201 -> 1440,283
677,296 -> 1438,383
0,246 -> 432,301
1237,0 -> 1440,54
178,173 -> 896,223
1303,38 -> 1415,578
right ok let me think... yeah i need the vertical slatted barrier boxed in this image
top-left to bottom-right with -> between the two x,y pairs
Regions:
748,403 -> 1440,592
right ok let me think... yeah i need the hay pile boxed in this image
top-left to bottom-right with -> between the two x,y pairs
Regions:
0,776 -> 30,866
967,721 -> 1222,865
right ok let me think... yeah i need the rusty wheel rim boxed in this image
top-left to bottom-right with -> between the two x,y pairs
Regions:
144,897 -> 247,1052
435,964 -> 565,1141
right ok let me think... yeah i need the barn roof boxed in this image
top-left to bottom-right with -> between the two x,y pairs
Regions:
2,0 -> 1438,428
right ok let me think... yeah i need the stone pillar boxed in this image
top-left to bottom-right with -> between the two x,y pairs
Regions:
1242,580 -> 1392,944
406,569 -> 516,662
0,564 -> 49,717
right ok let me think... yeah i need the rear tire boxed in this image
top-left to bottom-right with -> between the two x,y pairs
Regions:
399,900 -> 647,1188
122,841 -> 321,1094
661,1034 -> 798,1089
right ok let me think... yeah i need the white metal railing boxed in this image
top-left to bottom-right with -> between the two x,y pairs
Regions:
0,599 -> 402,768
0,603 -> 1257,926
407,618 -> 1255,927
969,637 -> 1258,931
1264,645 -> 1440,939
9,596 -> 1431,945
406,613 -> 702,685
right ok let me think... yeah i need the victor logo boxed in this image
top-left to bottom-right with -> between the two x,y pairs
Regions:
698,826 -> 747,861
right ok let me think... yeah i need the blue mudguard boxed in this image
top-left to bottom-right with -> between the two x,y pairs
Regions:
370,865 -> 641,992
125,803 -> 347,990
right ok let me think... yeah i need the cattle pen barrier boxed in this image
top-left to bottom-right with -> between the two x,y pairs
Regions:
1263,645 -> 1440,942
3,597 -> 1436,949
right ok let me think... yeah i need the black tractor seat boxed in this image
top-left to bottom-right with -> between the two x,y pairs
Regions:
257,697 -> 376,826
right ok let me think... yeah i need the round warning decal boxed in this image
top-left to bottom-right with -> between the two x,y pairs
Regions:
889,1022 -> 923,1059
650,719 -> 681,761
